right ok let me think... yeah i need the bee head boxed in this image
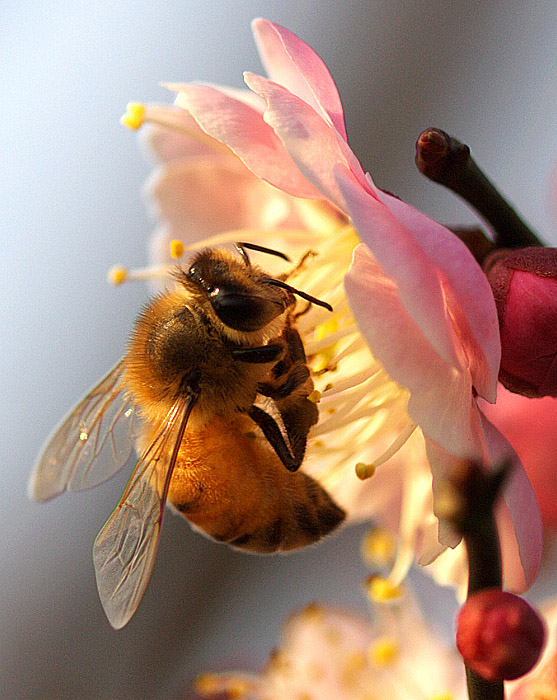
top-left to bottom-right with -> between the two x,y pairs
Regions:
181,249 -> 293,333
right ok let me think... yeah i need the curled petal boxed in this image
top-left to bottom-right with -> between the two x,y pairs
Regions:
138,105 -> 232,162
338,168 -> 465,374
345,244 -> 483,458
244,72 -> 369,211
168,83 -> 323,199
480,413 -> 543,591
252,18 -> 347,139
425,418 -> 542,592
480,386 -> 557,529
370,181 -> 501,401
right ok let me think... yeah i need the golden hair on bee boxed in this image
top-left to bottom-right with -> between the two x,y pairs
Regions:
29,243 -> 345,629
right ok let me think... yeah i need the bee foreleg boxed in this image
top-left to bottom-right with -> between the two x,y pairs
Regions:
247,405 -> 300,472
231,344 -> 284,364
258,363 -> 310,399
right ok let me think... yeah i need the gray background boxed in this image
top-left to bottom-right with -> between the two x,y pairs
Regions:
1,1 -> 556,699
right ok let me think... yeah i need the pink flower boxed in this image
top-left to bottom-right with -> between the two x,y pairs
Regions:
119,19 -> 542,592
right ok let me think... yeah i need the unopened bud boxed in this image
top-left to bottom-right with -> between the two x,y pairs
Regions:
485,247 -> 557,398
456,588 -> 546,681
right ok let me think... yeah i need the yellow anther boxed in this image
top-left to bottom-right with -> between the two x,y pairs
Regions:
308,389 -> 321,403
361,528 -> 396,568
369,637 -> 399,667
365,576 -> 403,602
120,102 -> 146,130
107,265 -> 128,286
429,693 -> 454,700
355,462 -> 376,480
170,239 -> 184,259
194,673 -> 220,695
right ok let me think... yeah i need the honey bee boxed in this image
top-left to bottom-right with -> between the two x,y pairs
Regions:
29,243 -> 345,629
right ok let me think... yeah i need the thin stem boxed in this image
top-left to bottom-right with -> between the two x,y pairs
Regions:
415,128 -> 543,249
438,461 -> 510,700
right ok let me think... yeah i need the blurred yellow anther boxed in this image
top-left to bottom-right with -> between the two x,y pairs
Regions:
194,673 -> 220,695
170,239 -> 184,259
355,462 -> 376,480
344,650 -> 366,674
341,650 -> 366,689
120,102 -> 146,130
366,576 -> 403,602
269,649 -> 292,674
369,636 -> 399,667
300,602 -> 325,623
107,265 -> 128,286
308,389 -> 321,403
434,481 -> 464,522
429,693 -> 454,700
225,678 -> 250,698
324,625 -> 342,646
361,528 -> 396,568
306,661 -> 324,682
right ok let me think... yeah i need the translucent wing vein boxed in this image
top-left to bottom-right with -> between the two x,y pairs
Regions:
29,361 -> 142,501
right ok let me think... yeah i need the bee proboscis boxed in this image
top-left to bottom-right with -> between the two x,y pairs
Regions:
29,243 -> 345,628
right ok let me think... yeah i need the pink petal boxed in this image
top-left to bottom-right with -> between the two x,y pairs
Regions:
146,156 -> 258,240
244,72 -> 369,211
140,106 -> 230,163
168,83 -> 323,200
252,18 -> 347,140
370,180 -> 501,401
147,155 -> 314,246
480,413 -> 543,591
338,168 -> 465,374
345,244 -> 484,457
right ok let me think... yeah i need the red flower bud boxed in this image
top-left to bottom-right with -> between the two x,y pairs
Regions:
456,589 -> 546,681
485,247 -> 557,398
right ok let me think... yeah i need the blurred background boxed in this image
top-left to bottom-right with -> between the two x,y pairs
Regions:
1,1 -> 556,698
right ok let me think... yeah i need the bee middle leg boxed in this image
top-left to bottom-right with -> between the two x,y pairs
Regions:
248,404 -> 301,472
252,325 -> 319,472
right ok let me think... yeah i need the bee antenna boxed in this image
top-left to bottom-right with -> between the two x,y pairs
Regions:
235,242 -> 291,267
263,278 -> 333,312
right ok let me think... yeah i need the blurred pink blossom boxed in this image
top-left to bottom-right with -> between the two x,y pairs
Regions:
193,591 -> 467,700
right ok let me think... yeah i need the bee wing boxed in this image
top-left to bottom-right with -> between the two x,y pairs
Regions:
93,394 -> 197,629
29,361 -> 142,502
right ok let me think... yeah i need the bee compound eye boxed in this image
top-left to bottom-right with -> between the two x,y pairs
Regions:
212,293 -> 282,332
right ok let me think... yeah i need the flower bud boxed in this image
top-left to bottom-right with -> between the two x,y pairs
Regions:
456,588 -> 546,681
485,247 -> 557,398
